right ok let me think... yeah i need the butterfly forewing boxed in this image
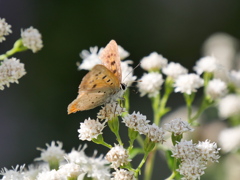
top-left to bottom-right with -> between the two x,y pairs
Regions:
67,65 -> 120,114
99,40 -> 122,82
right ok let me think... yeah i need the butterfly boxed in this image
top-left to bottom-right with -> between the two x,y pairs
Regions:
68,40 -> 126,114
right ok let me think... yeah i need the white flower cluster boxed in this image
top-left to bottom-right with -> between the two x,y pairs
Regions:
0,58 -> 26,90
123,111 -> 165,143
97,102 -> 126,121
174,73 -> 204,94
122,111 -> 150,134
194,56 -> 219,75
172,139 -> 220,180
78,118 -> 105,141
66,145 -> 111,180
218,94 -> 240,118
164,118 -> 194,136
106,144 -> 131,169
162,62 -> 188,79
21,26 -> 43,53
229,70 -> 240,88
1,142 -> 112,180
147,123 -> 165,143
219,125 -> 240,152
118,45 -> 130,60
121,60 -> 137,86
206,78 -> 228,100
78,46 -> 102,70
0,18 -> 12,42
140,52 -> 168,71
78,44 -> 130,71
137,72 -> 164,97
35,141 -> 65,163
112,169 -> 136,180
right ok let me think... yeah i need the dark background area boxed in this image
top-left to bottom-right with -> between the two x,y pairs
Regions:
0,0 -> 240,179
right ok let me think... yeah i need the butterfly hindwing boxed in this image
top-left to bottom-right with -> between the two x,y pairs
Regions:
99,40 -> 122,82
67,64 -> 121,113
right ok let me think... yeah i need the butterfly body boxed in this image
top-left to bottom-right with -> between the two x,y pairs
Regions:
68,40 -> 125,114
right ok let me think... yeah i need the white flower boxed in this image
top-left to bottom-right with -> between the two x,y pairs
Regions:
78,46 -> 102,70
0,58 -> 26,90
21,27 -> 43,53
218,94 -> 240,118
36,169 -> 61,180
58,163 -> 83,179
122,111 -> 150,134
229,70 -> 240,88
137,72 -> 164,97
78,118 -> 105,141
0,165 -> 25,180
23,164 -> 45,180
164,118 -> 194,136
219,125 -> 240,152
162,62 -> 188,79
174,73 -> 204,94
206,79 -> 228,100
0,18 -> 12,42
121,60 -> 137,86
146,124 -> 165,143
66,145 -> 111,180
202,33 -> 238,71
118,45 -> 129,60
35,141 -> 65,163
140,52 -> 168,71
66,145 -> 89,165
172,140 -> 196,160
105,144 -> 131,169
177,158 -> 206,180
196,140 -> 220,163
112,169 -> 136,180
193,56 -> 219,75
97,102 -> 126,121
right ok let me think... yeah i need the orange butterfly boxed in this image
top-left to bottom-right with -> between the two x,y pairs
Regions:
68,40 -> 126,114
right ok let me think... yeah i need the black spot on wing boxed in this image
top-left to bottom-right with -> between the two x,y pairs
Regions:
111,61 -> 116,65
92,84 -> 97,88
113,69 -> 117,74
102,75 -> 107,79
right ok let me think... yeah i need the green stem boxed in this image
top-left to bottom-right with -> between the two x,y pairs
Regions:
151,93 -> 161,125
143,149 -> 156,180
108,117 -> 123,145
135,153 -> 149,178
92,135 -> 112,148
0,39 -> 28,60
184,93 -> 195,124
136,136 -> 144,148
192,97 -> 211,121
165,171 -> 177,180
124,89 -> 130,112
158,79 -> 173,120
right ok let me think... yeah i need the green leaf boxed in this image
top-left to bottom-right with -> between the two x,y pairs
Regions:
129,148 -> 144,159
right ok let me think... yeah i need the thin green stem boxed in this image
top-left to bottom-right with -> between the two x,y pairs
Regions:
136,136 -> 144,148
0,39 -> 28,60
165,171 -> 177,180
124,89 -> 130,112
92,135 -> 112,148
151,93 -> 161,125
108,117 -> 123,146
135,153 -> 149,178
143,149 -> 156,180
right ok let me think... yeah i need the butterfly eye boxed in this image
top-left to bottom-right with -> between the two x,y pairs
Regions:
120,83 -> 127,90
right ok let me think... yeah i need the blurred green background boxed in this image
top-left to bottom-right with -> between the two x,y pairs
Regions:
1,0 -> 240,179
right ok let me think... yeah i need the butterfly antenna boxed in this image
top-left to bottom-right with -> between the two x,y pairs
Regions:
122,62 -> 141,85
